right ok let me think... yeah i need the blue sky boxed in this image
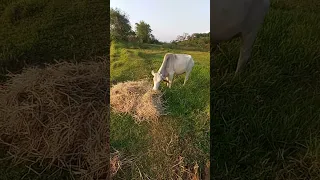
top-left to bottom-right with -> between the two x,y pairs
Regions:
110,0 -> 210,42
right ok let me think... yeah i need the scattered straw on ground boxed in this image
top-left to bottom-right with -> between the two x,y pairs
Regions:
110,149 -> 132,178
0,60 -> 109,180
172,156 -> 210,180
110,79 -> 165,123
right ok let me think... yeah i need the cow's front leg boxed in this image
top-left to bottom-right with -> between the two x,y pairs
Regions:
168,73 -> 174,88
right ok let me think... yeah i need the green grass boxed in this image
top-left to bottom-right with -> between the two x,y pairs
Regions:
212,0 -> 320,179
0,0 -> 108,81
110,41 -> 210,179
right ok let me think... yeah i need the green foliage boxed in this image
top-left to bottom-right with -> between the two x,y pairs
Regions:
135,20 -> 153,43
119,48 -> 129,61
111,60 -> 124,69
2,0 -> 49,24
133,50 -> 142,57
110,7 -> 132,41
173,32 -> 210,51
110,41 -> 117,57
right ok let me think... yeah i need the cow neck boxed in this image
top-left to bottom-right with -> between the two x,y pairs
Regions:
158,54 -> 169,76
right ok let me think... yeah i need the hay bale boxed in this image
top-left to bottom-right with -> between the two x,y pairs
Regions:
0,60 -> 109,180
110,80 -> 165,123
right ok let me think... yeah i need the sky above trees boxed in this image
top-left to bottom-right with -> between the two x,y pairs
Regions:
110,0 -> 210,42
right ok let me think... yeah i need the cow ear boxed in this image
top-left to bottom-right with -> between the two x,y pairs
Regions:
151,70 -> 155,76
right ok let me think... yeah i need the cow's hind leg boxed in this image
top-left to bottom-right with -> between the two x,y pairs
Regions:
168,73 -> 174,88
235,31 -> 258,74
183,70 -> 191,86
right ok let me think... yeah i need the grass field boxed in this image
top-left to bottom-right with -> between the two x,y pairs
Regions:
110,42 -> 210,179
212,0 -> 320,179
0,0 -> 108,81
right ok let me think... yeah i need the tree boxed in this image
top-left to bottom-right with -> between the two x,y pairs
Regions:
176,35 -> 184,42
182,33 -> 189,41
176,33 -> 190,42
135,21 -> 152,43
150,34 -> 160,44
110,8 -> 132,41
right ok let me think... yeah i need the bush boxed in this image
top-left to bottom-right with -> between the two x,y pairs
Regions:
119,48 -> 129,61
133,51 -> 142,57
2,0 -> 48,23
112,61 -> 124,69
110,41 -> 117,57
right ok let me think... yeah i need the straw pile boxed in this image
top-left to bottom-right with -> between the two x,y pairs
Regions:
110,80 -> 165,123
0,60 -> 109,179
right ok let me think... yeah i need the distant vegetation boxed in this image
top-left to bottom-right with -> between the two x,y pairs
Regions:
110,7 -> 210,52
171,32 -> 210,52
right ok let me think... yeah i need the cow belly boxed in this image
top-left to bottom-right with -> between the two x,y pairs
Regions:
211,0 -> 253,41
173,61 -> 191,74
212,28 -> 242,42
174,67 -> 187,75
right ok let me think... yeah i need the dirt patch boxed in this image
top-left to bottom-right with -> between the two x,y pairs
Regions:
0,60 -> 109,179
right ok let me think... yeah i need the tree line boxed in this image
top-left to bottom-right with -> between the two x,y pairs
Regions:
171,32 -> 210,51
110,7 -> 210,51
110,8 -> 159,44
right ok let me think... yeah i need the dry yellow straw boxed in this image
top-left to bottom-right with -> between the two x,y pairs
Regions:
0,60 -> 109,180
110,79 -> 166,123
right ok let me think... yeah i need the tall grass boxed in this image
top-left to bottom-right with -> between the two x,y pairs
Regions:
0,0 -> 108,79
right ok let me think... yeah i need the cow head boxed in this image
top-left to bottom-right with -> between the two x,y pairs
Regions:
151,70 -> 168,90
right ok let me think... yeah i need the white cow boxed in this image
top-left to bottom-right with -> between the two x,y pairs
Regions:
151,53 -> 194,90
212,0 -> 270,74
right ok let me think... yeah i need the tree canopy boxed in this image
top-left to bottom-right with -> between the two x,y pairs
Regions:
135,21 -> 152,43
110,8 -> 132,41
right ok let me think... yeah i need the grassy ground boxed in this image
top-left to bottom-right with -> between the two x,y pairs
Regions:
110,42 -> 210,179
0,0 -> 108,81
212,0 -> 320,179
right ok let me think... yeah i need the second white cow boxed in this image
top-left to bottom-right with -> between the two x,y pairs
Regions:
151,53 -> 194,91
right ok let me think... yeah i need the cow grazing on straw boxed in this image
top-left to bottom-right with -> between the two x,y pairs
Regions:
151,53 -> 195,90
212,0 -> 270,74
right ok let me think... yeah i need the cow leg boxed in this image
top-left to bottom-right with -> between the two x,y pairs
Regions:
235,0 -> 269,74
166,77 -> 169,87
168,73 -> 174,88
235,30 -> 258,74
183,70 -> 191,86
